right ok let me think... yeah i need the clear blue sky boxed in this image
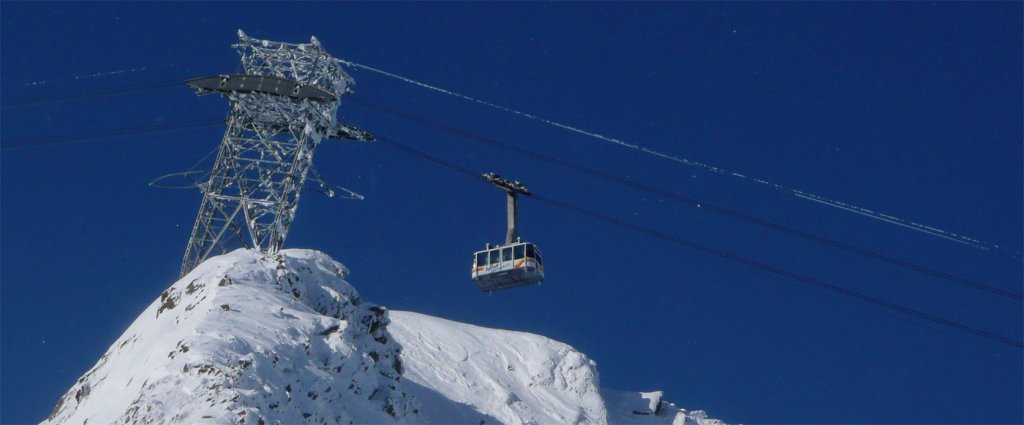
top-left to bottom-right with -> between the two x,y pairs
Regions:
2,3 -> 1021,424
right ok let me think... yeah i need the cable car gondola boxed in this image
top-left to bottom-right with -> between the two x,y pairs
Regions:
471,173 -> 545,291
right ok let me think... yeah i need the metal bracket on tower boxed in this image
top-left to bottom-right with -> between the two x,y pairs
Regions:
178,30 -> 368,277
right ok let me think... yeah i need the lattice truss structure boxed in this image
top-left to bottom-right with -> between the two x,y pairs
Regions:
181,30 -> 368,276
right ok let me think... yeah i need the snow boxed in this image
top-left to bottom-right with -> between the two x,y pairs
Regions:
43,249 -> 727,425
389,311 -> 726,425
601,389 -> 726,425
388,311 -> 606,424
43,249 -> 415,424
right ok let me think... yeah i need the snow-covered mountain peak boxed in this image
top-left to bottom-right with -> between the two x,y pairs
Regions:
44,249 -> 415,424
43,248 -> 727,425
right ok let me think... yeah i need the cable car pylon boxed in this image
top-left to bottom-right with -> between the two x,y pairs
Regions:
471,172 -> 545,292
177,30 -> 372,277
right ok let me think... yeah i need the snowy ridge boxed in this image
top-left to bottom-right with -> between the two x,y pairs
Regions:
43,249 -> 727,425
390,311 -> 725,425
389,311 -> 606,424
43,249 -> 417,424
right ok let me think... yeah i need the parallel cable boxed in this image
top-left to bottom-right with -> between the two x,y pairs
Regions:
3,113 -> 1017,348
2,79 -> 184,107
6,62 -> 1018,258
376,135 -> 1023,349
349,97 -> 1021,301
1,118 -> 223,151
8,101 -> 1014,302
9,62 -> 189,88
339,58 -> 1020,259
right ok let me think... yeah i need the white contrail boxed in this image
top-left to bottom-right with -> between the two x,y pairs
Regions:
338,58 -> 1018,259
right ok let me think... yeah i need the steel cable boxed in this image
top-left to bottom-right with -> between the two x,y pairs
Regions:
348,97 -> 1021,302
376,135 -> 1023,349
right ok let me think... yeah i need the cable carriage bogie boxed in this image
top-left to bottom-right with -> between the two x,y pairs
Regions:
471,172 -> 545,292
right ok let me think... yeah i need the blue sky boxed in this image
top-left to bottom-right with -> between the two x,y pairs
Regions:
2,3 -> 1021,423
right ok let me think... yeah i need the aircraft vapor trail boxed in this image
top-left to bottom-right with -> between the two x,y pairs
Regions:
337,58 -> 1019,259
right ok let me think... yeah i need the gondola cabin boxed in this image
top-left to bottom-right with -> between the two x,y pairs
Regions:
471,242 -> 544,291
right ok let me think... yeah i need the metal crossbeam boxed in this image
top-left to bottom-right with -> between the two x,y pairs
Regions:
180,30 -> 365,276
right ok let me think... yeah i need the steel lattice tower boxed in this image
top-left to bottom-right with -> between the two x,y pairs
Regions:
180,30 -> 371,277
